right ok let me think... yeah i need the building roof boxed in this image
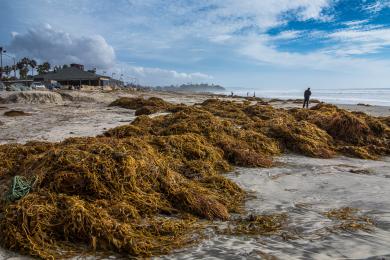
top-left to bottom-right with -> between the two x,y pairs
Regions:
34,67 -> 110,81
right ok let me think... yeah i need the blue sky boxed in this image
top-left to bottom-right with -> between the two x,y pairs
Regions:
1,0 -> 390,89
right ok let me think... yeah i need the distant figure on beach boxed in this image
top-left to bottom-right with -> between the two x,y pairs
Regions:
247,92 -> 249,97
303,88 -> 311,108
231,91 -> 234,97
253,91 -> 256,98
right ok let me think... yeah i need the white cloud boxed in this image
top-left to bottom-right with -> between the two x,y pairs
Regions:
8,24 -> 115,69
107,64 -> 213,86
208,0 -> 333,31
363,0 -> 390,13
237,33 -> 390,75
327,26 -> 390,56
271,30 -> 303,40
342,19 -> 370,27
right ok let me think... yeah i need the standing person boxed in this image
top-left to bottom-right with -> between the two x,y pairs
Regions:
303,87 -> 311,108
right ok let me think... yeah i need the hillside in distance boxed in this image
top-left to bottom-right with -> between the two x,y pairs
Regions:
155,83 -> 225,93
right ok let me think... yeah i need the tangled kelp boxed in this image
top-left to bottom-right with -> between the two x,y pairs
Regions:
109,98 -> 389,160
292,103 -> 390,158
217,213 -> 288,236
105,106 -> 280,167
3,110 -> 31,117
110,97 -> 174,115
324,207 -> 375,232
380,116 -> 390,127
0,136 -> 243,259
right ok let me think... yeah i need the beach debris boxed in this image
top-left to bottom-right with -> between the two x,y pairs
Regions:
105,106 -> 280,167
110,96 -> 174,114
357,103 -> 371,107
348,169 -> 373,175
324,207 -> 375,232
0,135 -> 244,259
135,106 -> 160,116
3,110 -> 31,117
217,213 -> 288,236
380,116 -> 390,127
5,176 -> 35,202
58,92 -> 96,102
268,98 -> 284,103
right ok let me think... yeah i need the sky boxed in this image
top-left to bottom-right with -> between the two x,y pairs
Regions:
1,0 -> 390,89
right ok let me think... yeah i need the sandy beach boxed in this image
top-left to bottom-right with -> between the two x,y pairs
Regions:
0,89 -> 389,259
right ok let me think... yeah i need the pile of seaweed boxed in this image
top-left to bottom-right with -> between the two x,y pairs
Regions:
109,97 -> 175,116
0,97 -> 389,259
0,136 -> 244,259
108,98 -> 389,160
3,110 -> 31,117
197,99 -> 389,159
324,207 -> 375,232
217,213 -> 288,236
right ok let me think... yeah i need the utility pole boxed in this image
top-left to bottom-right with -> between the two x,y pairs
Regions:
3,53 -> 16,78
0,47 -> 3,79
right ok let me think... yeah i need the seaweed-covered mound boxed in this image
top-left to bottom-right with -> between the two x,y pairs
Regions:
3,110 -> 31,117
0,136 -> 243,259
110,97 -> 174,115
108,98 -> 389,160
105,106 -> 281,167
292,103 -> 390,158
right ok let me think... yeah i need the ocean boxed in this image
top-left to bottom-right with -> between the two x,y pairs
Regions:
224,87 -> 390,106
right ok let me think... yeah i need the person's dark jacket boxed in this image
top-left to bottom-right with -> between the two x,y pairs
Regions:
304,89 -> 311,99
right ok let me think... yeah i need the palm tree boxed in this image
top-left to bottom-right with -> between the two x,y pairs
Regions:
37,62 -> 51,75
17,57 -> 30,79
29,59 -> 37,76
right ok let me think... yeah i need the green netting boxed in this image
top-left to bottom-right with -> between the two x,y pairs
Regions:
5,176 -> 35,202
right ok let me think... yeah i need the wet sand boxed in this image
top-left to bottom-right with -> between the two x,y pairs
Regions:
0,89 -> 389,259
161,155 -> 390,259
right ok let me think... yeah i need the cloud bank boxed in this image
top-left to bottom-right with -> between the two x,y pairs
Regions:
9,24 -> 115,69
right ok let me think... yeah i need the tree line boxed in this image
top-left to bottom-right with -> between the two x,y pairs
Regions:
1,58 -> 51,80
